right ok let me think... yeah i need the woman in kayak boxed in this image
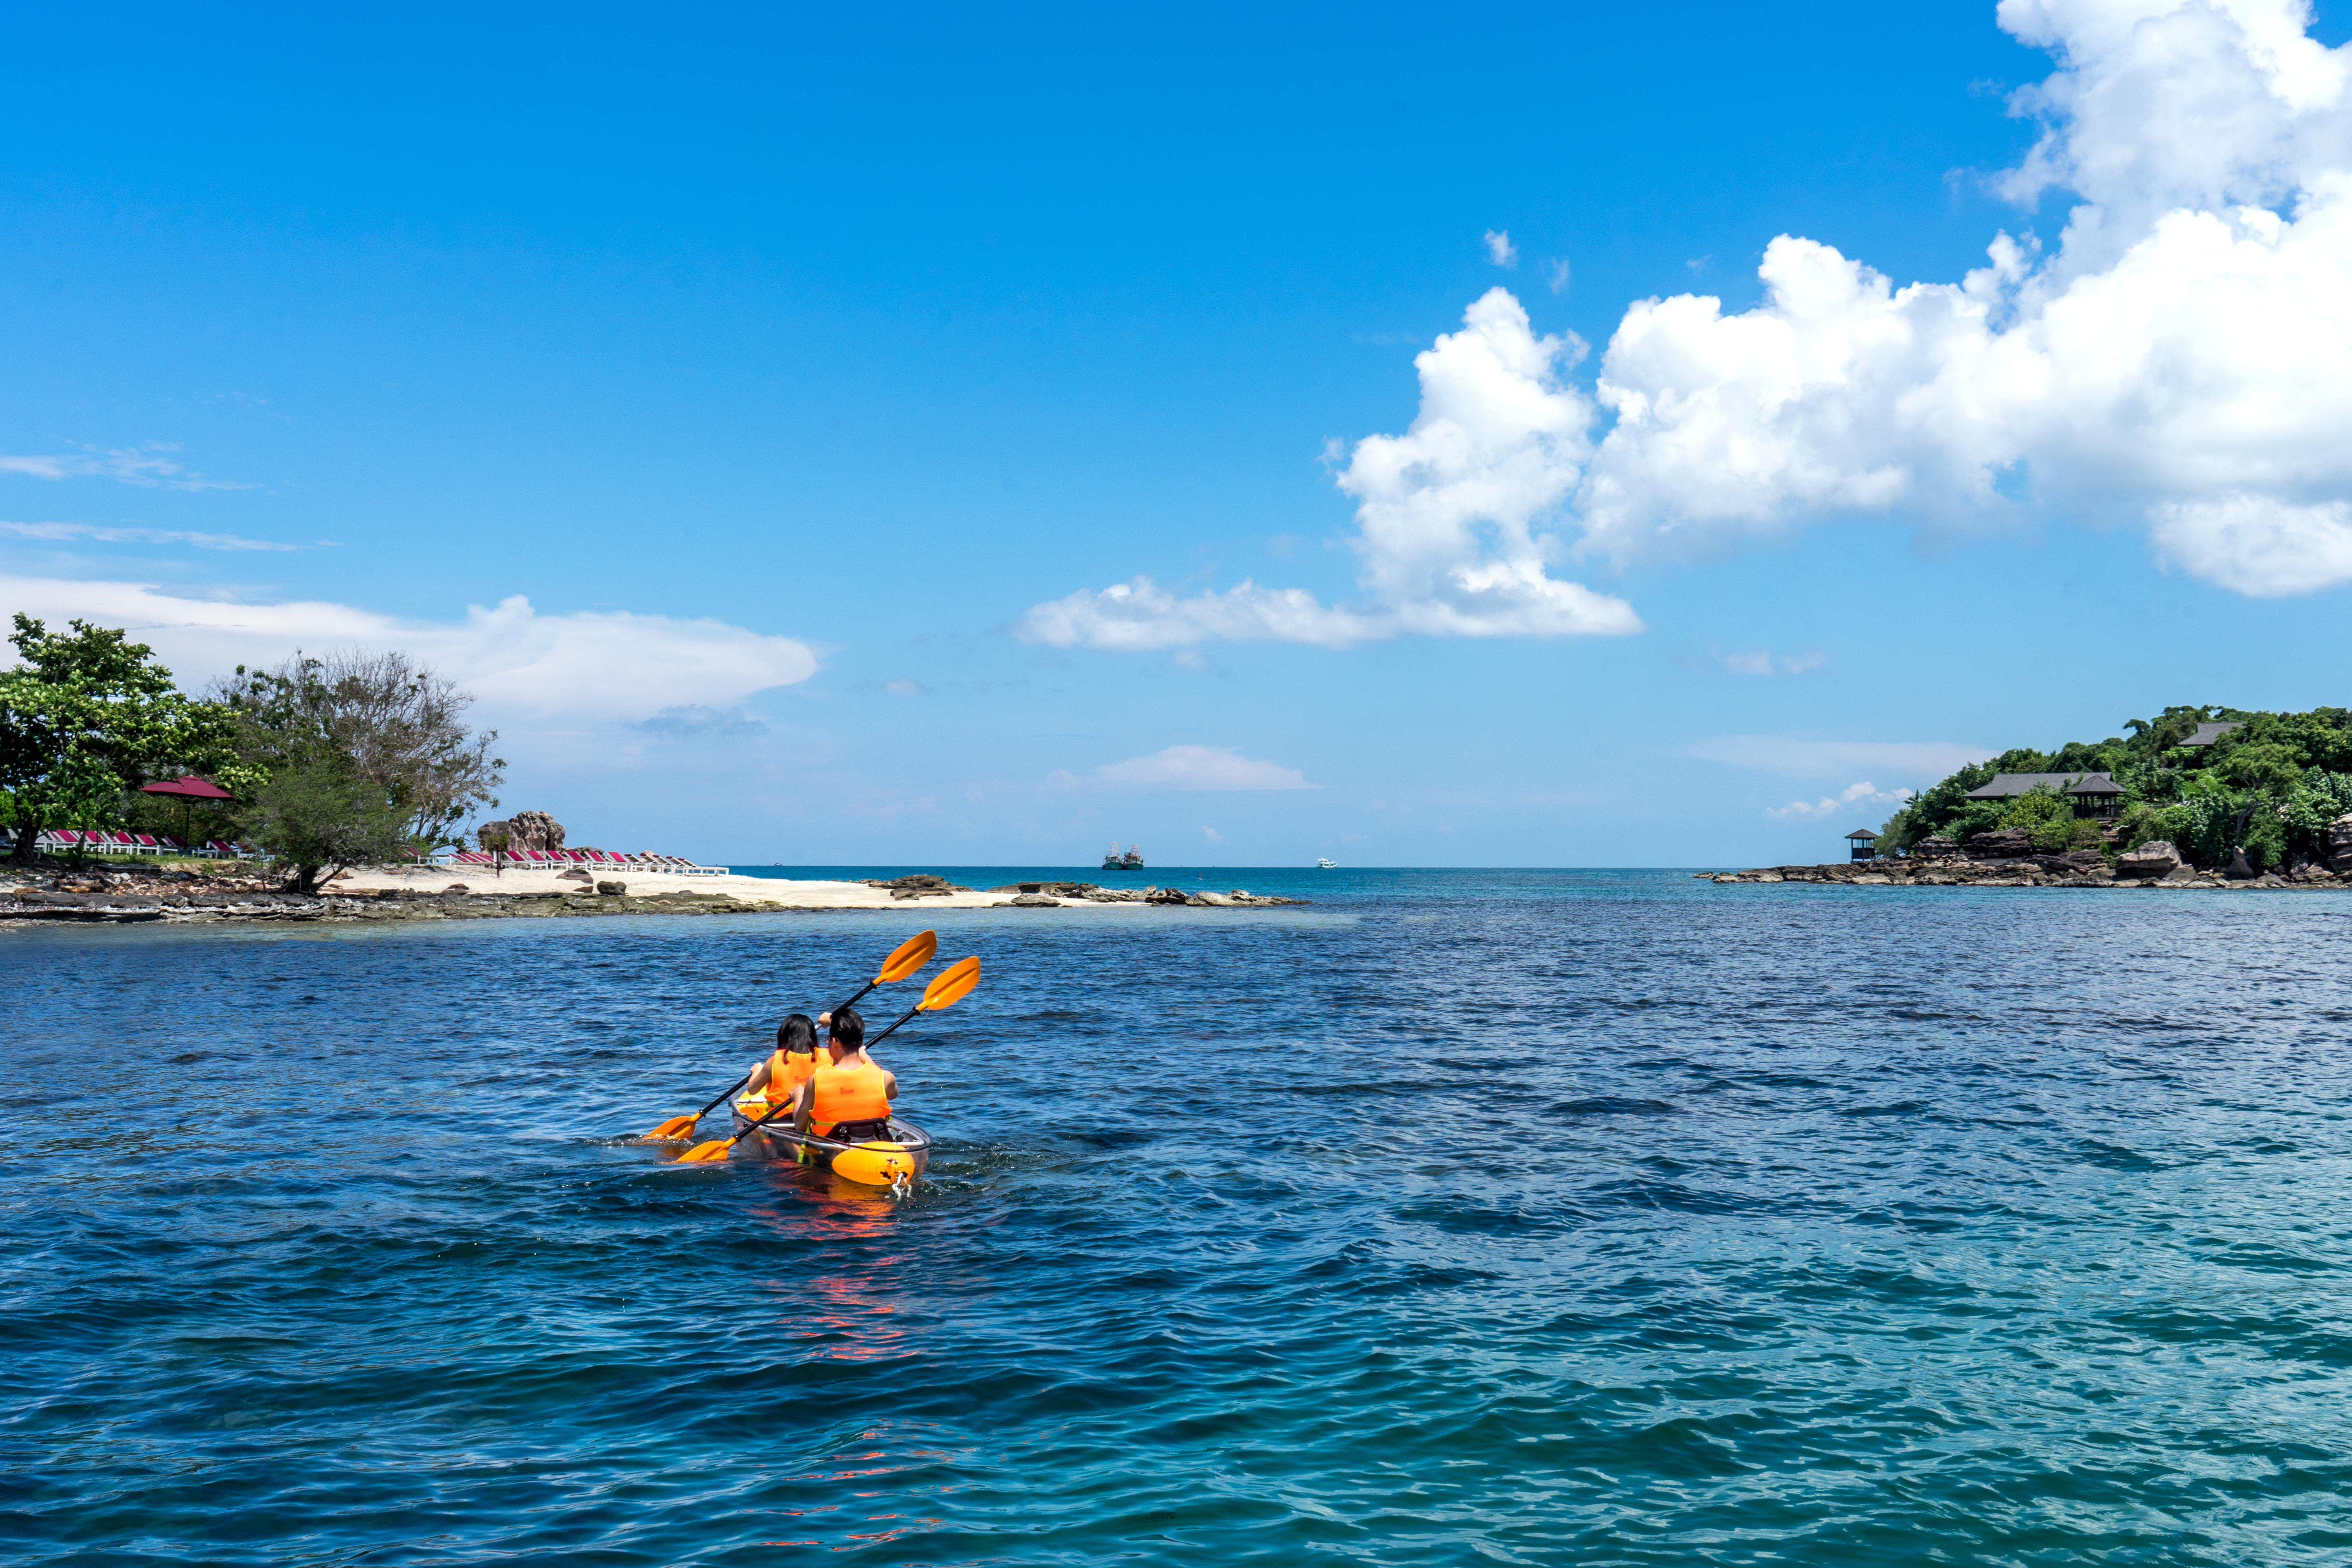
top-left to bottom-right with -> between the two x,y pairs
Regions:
742,1013 -> 819,1113
792,1007 -> 898,1142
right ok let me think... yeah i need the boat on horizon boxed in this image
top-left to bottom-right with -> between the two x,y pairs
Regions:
1316,857 -> 1337,869
1102,843 -> 1145,870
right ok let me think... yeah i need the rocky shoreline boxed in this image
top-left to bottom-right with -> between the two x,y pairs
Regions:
0,864 -> 1307,926
1707,843 -> 2351,890
866,873 -> 1302,908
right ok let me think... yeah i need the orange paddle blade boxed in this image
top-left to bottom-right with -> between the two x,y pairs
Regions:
877,929 -> 937,984
674,1139 -> 733,1163
645,1114 -> 698,1141
919,956 -> 981,1012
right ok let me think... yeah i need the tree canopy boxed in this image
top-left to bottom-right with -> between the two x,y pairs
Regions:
214,650 -> 504,892
0,615 -> 234,865
1880,704 -> 2352,872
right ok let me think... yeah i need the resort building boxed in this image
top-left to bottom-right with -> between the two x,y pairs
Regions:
1962,772 -> 2125,819
2181,720 -> 2243,747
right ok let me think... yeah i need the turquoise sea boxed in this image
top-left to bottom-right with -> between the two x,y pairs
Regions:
7,868 -> 2352,1565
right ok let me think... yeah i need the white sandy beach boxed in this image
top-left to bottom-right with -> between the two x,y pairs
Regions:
326,864 -> 1132,909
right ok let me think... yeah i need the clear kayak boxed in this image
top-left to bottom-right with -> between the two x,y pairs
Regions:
727,1100 -> 931,1188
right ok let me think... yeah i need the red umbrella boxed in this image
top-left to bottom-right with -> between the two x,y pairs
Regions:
139,775 -> 236,853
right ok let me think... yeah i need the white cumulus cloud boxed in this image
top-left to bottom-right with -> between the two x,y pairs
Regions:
1573,0 -> 2352,597
1020,291 -> 1642,650
1030,1 -> 2352,643
1485,228 -> 1519,267
1078,744 -> 1314,791
1766,780 -> 1914,821
0,575 -> 816,720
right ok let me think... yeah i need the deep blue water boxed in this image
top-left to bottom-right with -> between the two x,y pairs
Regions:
7,868 -> 2352,1565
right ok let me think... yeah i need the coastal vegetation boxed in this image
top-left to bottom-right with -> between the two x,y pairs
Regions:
1879,704 -> 2352,873
1,615 -> 502,888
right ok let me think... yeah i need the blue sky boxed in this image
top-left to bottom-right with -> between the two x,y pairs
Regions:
6,2 -> 2352,865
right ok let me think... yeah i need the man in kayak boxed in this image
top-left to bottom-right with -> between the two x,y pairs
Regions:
741,1013 -> 819,1114
792,1007 -> 898,1142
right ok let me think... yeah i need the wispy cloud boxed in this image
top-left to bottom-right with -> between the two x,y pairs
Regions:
1682,643 -> 1830,676
1766,781 -> 1912,821
1054,744 -> 1315,792
1202,825 -> 1225,843
0,520 -> 317,552
1688,735 -> 1989,782
635,705 -> 769,739
0,444 -> 252,492
0,575 -> 817,720
1484,229 -> 1518,268
1544,258 -> 1570,295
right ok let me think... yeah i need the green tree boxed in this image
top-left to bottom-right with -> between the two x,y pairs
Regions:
0,615 -> 231,866
217,649 -> 503,892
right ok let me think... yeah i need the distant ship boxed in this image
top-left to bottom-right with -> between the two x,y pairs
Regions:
1316,857 -> 1337,869
1101,843 -> 1145,870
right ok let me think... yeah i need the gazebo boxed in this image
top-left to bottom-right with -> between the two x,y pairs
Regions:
138,774 -> 236,851
1846,827 -> 1880,862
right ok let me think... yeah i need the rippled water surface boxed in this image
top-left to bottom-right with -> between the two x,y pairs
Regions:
8,868 -> 2352,1566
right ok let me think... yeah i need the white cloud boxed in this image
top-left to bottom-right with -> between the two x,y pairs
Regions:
1020,291 -> 1642,650
634,705 -> 769,739
0,575 -> 816,720
1081,744 -> 1314,791
1,520 -> 312,552
1019,577 -> 1378,650
884,678 -> 924,695
1685,643 -> 1831,675
1202,825 -> 1225,843
1485,229 -> 1519,267
1766,780 -> 1914,820
1030,2 -> 2352,639
1545,258 -> 1571,295
0,444 -> 250,492
1689,735 -> 1992,781
2146,493 -> 2352,594
1566,0 -> 2352,597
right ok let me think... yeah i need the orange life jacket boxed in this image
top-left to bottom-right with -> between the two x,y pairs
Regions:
740,1047 -> 814,1113
809,1054 -> 891,1136
773,1047 -> 816,1099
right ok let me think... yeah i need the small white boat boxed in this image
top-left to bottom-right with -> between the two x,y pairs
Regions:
1315,857 -> 1337,869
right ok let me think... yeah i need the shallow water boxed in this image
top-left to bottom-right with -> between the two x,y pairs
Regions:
6,869 -> 2352,1566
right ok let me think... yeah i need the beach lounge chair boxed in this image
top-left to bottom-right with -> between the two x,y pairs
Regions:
134,834 -> 161,854
157,835 -> 186,853
206,840 -> 238,857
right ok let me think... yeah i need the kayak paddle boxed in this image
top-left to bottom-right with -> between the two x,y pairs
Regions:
641,929 -> 939,1141
672,955 -> 980,1164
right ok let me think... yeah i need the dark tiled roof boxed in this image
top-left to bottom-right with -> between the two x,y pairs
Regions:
2181,721 -> 2243,747
1845,827 -> 1879,839
1964,771 -> 2122,799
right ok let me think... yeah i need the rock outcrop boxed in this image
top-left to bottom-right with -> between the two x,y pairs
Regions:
2115,840 -> 2182,879
479,811 -> 565,853
1961,827 -> 2035,860
863,873 -> 974,899
2332,812 -> 2352,873
1912,836 -> 1960,858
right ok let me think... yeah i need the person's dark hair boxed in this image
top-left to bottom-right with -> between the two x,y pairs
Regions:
776,1013 -> 817,1054
829,1007 -> 865,1050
